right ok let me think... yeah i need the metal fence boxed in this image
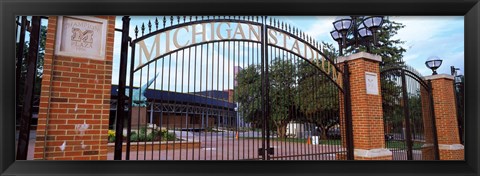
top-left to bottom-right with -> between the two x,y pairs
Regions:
380,66 -> 439,160
113,16 -> 351,160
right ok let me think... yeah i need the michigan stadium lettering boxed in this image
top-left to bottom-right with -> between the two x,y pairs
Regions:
134,22 -> 341,86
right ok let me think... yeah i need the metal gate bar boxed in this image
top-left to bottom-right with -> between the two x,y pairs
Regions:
114,16 -> 351,161
381,66 -> 439,160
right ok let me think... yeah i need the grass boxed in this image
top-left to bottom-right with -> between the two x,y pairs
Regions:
240,137 -> 342,145
239,137 -> 425,148
386,141 -> 423,149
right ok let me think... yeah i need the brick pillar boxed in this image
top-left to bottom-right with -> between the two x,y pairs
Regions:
420,85 -> 436,160
34,16 -> 115,160
424,74 -> 464,160
337,52 -> 392,160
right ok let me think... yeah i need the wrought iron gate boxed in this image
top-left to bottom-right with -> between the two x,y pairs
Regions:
15,16 -> 46,160
380,66 -> 439,160
114,16 -> 353,160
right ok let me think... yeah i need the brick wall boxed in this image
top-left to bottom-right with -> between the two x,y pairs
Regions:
336,52 -> 390,160
430,78 -> 460,144
439,148 -> 464,160
343,57 -> 385,150
34,16 -> 115,160
427,76 -> 464,160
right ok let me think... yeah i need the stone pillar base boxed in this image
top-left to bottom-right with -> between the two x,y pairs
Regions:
421,144 -> 436,160
354,148 -> 393,160
439,144 -> 464,160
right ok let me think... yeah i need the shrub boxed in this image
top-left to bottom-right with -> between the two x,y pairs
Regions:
162,131 -> 176,141
127,128 -> 176,142
108,130 -> 116,143
139,127 -> 148,134
130,133 -> 139,142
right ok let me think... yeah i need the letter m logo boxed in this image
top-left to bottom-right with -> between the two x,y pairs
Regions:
71,28 -> 94,43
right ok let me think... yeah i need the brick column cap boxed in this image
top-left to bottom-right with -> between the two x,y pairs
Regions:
424,74 -> 454,81
337,52 -> 382,63
354,148 -> 392,158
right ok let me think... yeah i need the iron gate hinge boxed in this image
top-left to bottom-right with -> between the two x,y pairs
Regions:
258,147 -> 274,156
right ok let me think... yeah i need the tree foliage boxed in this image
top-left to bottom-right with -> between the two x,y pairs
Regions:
16,23 -> 46,111
17,25 -> 46,92
342,17 -> 407,69
235,17 -> 410,140
235,57 -> 341,139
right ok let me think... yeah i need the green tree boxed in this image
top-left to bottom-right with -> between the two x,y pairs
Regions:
342,17 -> 407,69
235,65 -> 263,128
268,58 -> 297,138
235,58 -> 299,138
296,59 -> 340,139
16,23 -> 46,124
17,25 -> 46,98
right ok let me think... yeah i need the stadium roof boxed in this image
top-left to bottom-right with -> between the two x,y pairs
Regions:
111,85 -> 236,109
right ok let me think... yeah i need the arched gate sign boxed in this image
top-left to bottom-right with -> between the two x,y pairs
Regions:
114,16 -> 352,160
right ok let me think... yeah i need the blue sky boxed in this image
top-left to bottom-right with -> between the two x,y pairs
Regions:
111,16 -> 464,85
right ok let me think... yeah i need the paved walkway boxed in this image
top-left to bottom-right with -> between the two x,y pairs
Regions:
15,130 -> 36,160
107,132 -> 346,160
19,130 -> 346,160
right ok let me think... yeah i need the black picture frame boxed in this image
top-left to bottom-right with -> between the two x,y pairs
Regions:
1,0 -> 478,176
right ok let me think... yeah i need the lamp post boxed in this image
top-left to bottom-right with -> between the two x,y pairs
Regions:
425,56 -> 443,75
330,16 -> 384,56
450,66 -> 463,83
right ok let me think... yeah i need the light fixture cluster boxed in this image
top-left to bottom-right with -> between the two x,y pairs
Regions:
330,16 -> 384,55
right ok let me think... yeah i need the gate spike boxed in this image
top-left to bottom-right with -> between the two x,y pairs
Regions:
189,16 -> 192,21
177,16 -> 180,24
256,16 -> 259,22
183,16 -> 186,22
163,16 -> 166,28
195,16 -> 198,21
201,16 -> 204,20
134,25 -> 138,38
269,17 -> 272,25
170,16 -> 173,25
155,17 -> 159,30
141,23 -> 145,36
148,20 -> 152,33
